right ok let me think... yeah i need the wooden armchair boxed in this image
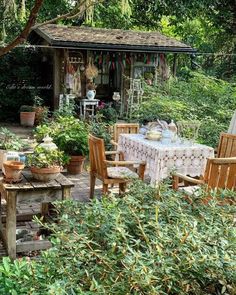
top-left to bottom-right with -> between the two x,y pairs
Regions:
111,123 -> 139,148
89,134 -> 146,198
173,157 -> 236,193
217,132 -> 236,157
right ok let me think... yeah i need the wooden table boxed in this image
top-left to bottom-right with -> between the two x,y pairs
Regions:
0,171 -> 74,259
118,134 -> 214,185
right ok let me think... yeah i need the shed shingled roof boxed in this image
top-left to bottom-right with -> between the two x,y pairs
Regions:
31,24 -> 195,53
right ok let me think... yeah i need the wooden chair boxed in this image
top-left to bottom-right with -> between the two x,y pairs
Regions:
89,134 -> 146,198
111,123 -> 139,147
217,132 -> 236,158
173,157 -> 236,193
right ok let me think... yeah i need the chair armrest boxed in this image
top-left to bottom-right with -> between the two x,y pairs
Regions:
110,140 -> 118,147
172,172 -> 204,190
105,150 -> 124,160
105,151 -> 121,155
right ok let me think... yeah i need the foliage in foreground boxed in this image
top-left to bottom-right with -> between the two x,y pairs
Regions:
134,71 -> 236,147
0,182 -> 235,295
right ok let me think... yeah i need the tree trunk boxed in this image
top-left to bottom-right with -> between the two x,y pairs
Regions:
0,0 -> 44,57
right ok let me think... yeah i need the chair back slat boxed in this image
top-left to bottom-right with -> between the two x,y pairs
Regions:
114,123 -> 139,143
204,157 -> 236,190
216,164 -> 230,188
89,135 -> 108,179
217,132 -> 236,157
226,165 -> 236,188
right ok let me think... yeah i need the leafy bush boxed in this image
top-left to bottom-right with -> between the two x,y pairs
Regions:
0,127 -> 25,151
134,71 -> 236,147
96,102 -> 118,124
0,182 -> 235,294
34,116 -> 89,156
90,120 -> 113,150
53,98 -> 75,119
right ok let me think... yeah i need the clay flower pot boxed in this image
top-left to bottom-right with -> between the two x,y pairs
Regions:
31,166 -> 61,182
20,112 -> 36,127
67,156 -> 85,174
3,161 -> 25,182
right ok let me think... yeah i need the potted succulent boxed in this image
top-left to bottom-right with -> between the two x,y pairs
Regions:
27,146 -> 68,182
20,105 -> 36,127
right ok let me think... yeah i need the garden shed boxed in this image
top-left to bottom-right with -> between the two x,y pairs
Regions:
29,24 -> 195,113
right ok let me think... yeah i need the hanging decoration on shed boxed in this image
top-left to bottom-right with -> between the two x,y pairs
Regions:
85,57 -> 98,80
64,50 -> 84,96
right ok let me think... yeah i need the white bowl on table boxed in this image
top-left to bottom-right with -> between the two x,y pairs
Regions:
145,130 -> 162,141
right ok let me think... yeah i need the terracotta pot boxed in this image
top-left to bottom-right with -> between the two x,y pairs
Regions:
20,112 -> 35,127
67,156 -> 85,174
3,161 -> 25,182
31,166 -> 61,182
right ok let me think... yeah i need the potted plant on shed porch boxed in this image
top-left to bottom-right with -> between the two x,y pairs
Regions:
19,105 -> 36,127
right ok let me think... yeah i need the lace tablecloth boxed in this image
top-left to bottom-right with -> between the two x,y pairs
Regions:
118,134 -> 214,185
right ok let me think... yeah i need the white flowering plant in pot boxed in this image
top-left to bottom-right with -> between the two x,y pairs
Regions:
27,146 -> 69,181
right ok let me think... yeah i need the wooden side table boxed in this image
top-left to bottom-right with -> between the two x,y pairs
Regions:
0,171 -> 74,259
79,99 -> 99,118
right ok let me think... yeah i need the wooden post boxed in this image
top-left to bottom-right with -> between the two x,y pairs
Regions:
62,187 -> 71,200
6,191 -> 17,260
41,203 -> 49,218
53,49 -> 62,110
173,54 -> 178,77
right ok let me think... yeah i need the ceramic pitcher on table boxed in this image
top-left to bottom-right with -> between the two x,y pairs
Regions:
86,90 -> 96,100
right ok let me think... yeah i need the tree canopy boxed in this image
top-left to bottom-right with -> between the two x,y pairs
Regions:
0,0 -> 235,78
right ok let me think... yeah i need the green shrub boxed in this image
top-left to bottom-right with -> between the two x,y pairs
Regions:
96,102 -> 117,124
90,120 -> 113,150
0,127 -> 25,151
0,182 -> 235,294
34,116 -> 89,156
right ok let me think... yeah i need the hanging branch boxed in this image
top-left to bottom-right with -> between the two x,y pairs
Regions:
0,0 -> 103,57
0,0 -> 44,57
35,0 -> 104,28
